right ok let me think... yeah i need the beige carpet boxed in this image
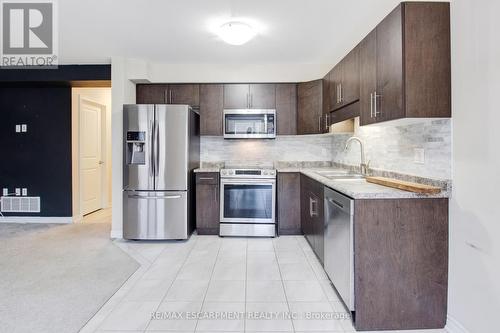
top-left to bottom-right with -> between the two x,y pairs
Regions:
0,218 -> 139,333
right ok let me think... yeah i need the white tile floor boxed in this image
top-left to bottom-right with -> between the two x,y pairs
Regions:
81,235 -> 447,333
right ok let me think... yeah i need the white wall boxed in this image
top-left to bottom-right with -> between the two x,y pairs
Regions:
71,88 -> 112,222
448,0 -> 500,332
110,57 -> 137,238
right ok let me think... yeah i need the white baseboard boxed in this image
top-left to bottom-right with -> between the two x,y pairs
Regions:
446,315 -> 469,333
0,216 -> 73,224
110,229 -> 123,239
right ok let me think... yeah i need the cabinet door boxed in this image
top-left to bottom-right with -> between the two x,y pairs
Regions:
376,4 -> 404,122
168,84 -> 200,106
224,84 -> 250,109
342,46 -> 360,106
278,173 -> 301,234
276,84 -> 297,135
297,80 -> 323,135
359,30 -> 378,126
323,71 -> 331,115
195,173 -> 220,235
312,180 -> 324,264
199,84 -> 223,136
329,64 -> 343,110
136,84 -> 168,104
300,175 -> 313,242
249,84 -> 276,109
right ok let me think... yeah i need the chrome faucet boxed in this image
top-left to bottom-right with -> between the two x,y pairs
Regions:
344,136 -> 369,176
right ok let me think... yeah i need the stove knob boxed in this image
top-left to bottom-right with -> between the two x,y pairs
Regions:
221,170 -> 226,176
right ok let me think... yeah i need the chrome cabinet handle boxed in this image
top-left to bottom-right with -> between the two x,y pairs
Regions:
374,91 -> 381,117
318,115 -> 322,132
339,84 -> 342,103
250,93 -> 253,108
309,197 -> 318,217
214,186 -> 218,201
128,195 -> 181,199
370,93 -> 373,118
169,90 -> 173,104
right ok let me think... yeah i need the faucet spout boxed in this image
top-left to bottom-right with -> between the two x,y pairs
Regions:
344,136 -> 368,175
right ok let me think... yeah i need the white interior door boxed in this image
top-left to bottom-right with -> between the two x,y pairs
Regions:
80,98 -> 104,215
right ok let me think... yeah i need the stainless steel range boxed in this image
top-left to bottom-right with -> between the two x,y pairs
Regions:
219,168 -> 276,237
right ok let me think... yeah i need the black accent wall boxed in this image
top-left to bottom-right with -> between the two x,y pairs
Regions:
0,86 -> 72,216
0,64 -> 111,217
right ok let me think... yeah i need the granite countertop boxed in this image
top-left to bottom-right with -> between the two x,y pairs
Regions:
278,166 -> 451,199
194,161 -> 451,199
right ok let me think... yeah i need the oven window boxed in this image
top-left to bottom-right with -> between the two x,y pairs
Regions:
223,184 -> 273,220
225,115 -> 267,135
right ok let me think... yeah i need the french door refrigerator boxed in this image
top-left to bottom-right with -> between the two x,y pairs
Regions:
123,104 -> 199,240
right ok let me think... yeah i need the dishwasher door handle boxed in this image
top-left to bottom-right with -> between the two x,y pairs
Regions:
327,197 -> 344,209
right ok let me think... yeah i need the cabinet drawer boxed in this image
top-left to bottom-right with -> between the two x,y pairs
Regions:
196,172 -> 219,185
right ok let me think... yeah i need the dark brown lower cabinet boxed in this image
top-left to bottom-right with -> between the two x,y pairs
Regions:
195,173 -> 220,235
300,174 -> 324,264
277,173 -> 301,235
354,198 -> 449,331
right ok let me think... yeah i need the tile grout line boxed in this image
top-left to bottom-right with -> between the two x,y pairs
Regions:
193,237 -> 222,332
272,237 -> 297,333
143,236 -> 200,332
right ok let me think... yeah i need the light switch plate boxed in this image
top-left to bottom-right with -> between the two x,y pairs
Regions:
414,148 -> 425,164
21,124 -> 27,132
2,188 -> 8,196
15,188 -> 21,196
22,188 -> 27,196
15,124 -> 21,133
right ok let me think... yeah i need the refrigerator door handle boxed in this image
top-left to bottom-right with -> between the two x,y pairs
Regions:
149,119 -> 155,177
155,120 -> 160,179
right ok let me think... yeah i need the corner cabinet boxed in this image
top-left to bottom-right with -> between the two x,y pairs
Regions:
195,172 -> 220,235
297,80 -> 326,135
359,2 -> 451,125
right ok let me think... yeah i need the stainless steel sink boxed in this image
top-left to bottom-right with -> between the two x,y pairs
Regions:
315,170 -> 365,180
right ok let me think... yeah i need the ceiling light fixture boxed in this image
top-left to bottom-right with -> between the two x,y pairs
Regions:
216,21 -> 257,45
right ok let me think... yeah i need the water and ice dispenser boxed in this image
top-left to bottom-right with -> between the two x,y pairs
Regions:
126,131 -> 146,165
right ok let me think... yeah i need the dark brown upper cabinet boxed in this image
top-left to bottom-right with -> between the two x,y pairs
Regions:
167,84 -> 200,106
328,47 -> 360,112
136,84 -> 200,107
136,84 -> 168,104
276,83 -> 297,135
359,2 -> 451,126
199,84 -> 223,136
223,84 -> 276,109
297,80 -> 324,135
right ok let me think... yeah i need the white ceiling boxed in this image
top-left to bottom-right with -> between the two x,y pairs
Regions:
59,0 -> 417,68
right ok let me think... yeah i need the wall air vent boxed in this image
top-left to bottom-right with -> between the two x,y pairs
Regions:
1,196 -> 41,213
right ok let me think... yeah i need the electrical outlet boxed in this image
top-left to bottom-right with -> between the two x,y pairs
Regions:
15,124 -> 21,133
2,188 -> 8,196
414,148 -> 425,164
15,188 -> 21,196
21,124 -> 27,132
22,188 -> 28,196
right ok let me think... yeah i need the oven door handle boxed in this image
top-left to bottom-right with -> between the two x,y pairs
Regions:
220,179 -> 276,185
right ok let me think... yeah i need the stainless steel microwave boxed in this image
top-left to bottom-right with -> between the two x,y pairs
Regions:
223,109 -> 276,139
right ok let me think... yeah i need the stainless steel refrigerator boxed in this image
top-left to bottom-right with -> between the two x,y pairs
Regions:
123,104 -> 199,240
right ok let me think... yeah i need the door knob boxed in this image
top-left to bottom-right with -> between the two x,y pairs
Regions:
99,161 -> 104,165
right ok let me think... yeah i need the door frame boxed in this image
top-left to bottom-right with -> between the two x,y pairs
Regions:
77,96 -> 108,218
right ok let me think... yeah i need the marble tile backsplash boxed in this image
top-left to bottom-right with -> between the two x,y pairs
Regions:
201,134 -> 333,163
200,118 -> 452,180
331,118 -> 452,180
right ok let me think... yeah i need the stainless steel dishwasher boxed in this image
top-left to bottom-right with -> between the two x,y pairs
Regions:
324,187 -> 355,311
